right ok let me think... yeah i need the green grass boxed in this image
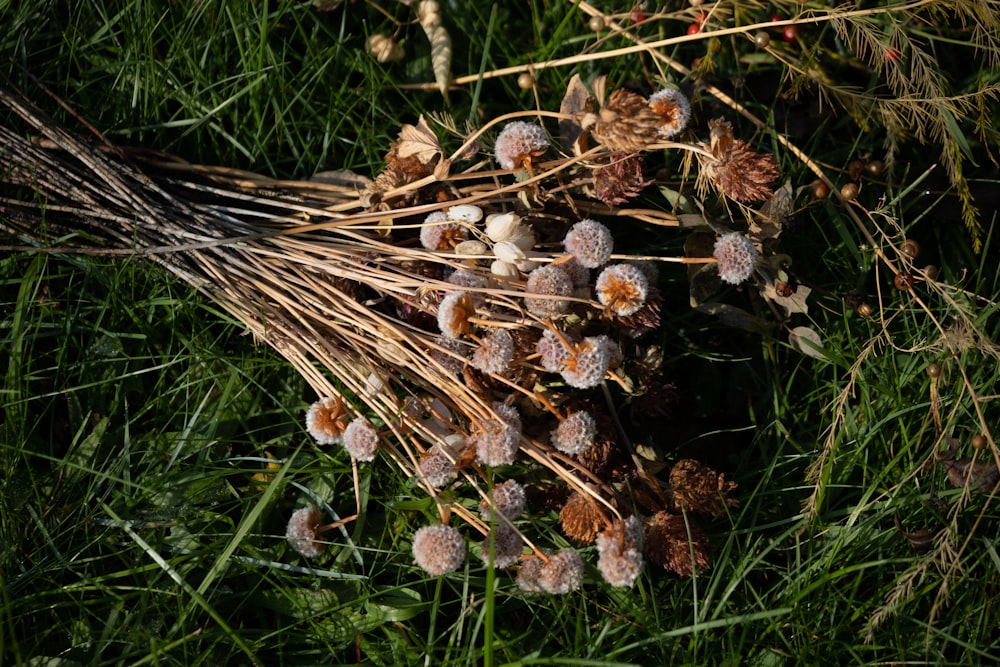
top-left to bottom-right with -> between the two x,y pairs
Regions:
3,1 -> 1000,665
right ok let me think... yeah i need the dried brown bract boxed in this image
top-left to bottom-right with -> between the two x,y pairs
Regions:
587,89 -> 662,154
559,492 -> 605,544
700,118 -> 779,202
644,511 -> 710,577
668,458 -> 739,517
594,153 -> 652,205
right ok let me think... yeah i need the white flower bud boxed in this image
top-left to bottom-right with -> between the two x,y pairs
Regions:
454,240 -> 488,256
490,260 -> 521,278
485,213 -> 522,242
446,204 -> 483,223
493,240 -> 526,264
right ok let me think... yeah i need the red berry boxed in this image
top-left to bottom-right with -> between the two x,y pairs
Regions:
694,12 -> 708,24
687,22 -> 701,35
770,13 -> 783,23
630,6 -> 647,24
782,25 -> 800,42
884,48 -> 901,62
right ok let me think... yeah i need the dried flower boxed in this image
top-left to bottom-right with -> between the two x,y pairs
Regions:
471,401 -> 522,467
556,255 -> 590,287
342,417 -> 379,461
471,328 -> 515,375
594,153 -> 652,205
495,121 -> 549,170
306,396 -> 349,445
446,204 -> 483,223
537,329 -> 573,373
420,211 -> 467,250
437,291 -> 475,338
648,88 -> 691,138
524,266 -> 573,317
596,516 -> 644,588
479,524 -> 523,569
588,89 -> 661,153
447,269 -> 488,290
563,219 -> 613,269
516,555 -> 547,593
537,548 -> 585,594
551,410 -> 597,455
479,478 -> 527,520
668,459 -> 739,517
559,492 -> 605,544
412,524 -> 466,576
560,335 -> 613,389
286,506 -> 327,559
595,263 -> 649,316
712,233 -> 759,285
430,335 -> 468,374
644,511 -> 710,577
418,447 -> 457,488
701,118 -> 780,202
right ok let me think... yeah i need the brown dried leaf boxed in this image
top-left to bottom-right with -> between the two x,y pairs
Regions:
559,74 -> 589,154
396,116 -> 443,164
789,326 -> 827,360
762,282 -> 811,316
943,458 -> 1000,493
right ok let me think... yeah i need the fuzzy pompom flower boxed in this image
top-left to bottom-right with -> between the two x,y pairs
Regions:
286,506 -> 327,559
420,211 -> 467,251
495,121 -> 549,170
516,555 -> 547,593
537,329 -> 572,372
563,219 -> 613,269
412,524 -> 466,576
596,515 -> 644,588
524,266 -> 573,317
417,447 -> 457,488
560,335 -> 613,389
595,263 -> 649,316
342,418 -> 379,461
551,410 -> 597,455
437,291 -> 475,338
306,396 -> 349,445
537,549 -> 585,594
430,335 -> 468,374
471,401 -> 522,466
479,479 -> 527,521
648,88 -> 691,138
479,524 -> 523,569
712,233 -> 759,285
471,328 -> 515,375
586,88 -> 661,153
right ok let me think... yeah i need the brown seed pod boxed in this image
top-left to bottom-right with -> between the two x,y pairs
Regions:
517,72 -> 535,90
866,159 -> 885,177
894,272 -> 914,291
753,31 -> 770,48
926,363 -> 942,378
589,15 -> 605,32
856,302 -> 873,318
775,281 -> 794,297
841,182 -> 859,201
900,239 -> 920,259
809,179 -> 829,200
922,265 -> 939,281
972,434 -> 987,450
847,159 -> 866,180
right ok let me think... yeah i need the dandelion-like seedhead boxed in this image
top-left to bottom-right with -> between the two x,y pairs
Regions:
537,328 -> 572,372
305,396 -> 348,445
420,212 -> 467,251
537,548 -> 585,594
596,515 -> 644,588
472,401 -> 522,466
342,418 -> 379,461
437,291 -> 475,338
471,328 -> 515,375
479,524 -> 523,569
524,265 -> 573,317
557,255 -> 591,288
595,263 -> 649,316
713,233 -> 759,285
495,121 -> 549,170
516,555 -> 547,593
430,334 -> 468,374
479,478 -> 526,520
412,524 -> 466,576
551,410 -> 597,455
418,446 -> 457,488
286,506 -> 326,559
648,88 -> 691,138
560,335 -> 613,389
447,269 -> 488,289
563,219 -> 613,269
